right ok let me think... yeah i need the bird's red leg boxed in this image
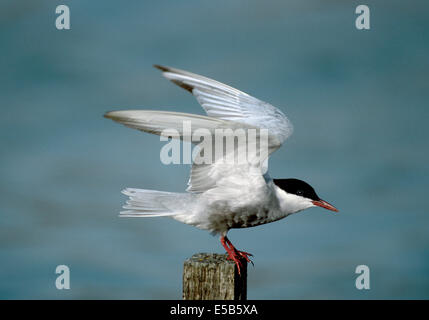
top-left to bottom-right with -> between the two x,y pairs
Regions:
220,236 -> 254,275
220,235 -> 243,274
224,236 -> 253,265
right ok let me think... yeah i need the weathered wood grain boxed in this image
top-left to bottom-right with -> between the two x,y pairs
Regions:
183,253 -> 247,300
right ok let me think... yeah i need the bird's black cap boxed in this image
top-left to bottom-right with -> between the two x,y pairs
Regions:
273,178 -> 320,201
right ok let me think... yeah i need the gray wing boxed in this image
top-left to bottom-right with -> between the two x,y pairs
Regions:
154,65 -> 294,193
154,65 -> 293,151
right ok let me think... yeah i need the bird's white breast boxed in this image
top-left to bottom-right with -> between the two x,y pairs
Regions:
182,175 -> 294,234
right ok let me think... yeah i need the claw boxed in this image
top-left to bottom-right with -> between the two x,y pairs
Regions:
237,251 -> 254,266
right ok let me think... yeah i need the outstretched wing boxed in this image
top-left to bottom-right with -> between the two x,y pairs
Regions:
154,65 -> 293,193
106,66 -> 294,194
104,109 -> 263,193
154,65 -> 293,152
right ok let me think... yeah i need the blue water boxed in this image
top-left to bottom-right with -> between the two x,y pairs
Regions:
1,0 -> 428,299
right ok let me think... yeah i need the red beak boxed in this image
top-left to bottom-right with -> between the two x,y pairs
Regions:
312,199 -> 339,212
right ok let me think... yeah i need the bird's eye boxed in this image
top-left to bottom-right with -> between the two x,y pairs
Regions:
296,190 -> 303,196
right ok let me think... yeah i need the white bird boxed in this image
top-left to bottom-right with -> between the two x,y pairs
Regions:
105,65 -> 338,274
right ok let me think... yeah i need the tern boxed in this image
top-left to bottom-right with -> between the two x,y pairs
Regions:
105,65 -> 338,274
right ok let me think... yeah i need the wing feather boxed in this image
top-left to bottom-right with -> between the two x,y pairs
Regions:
154,64 -> 293,148
153,65 -> 294,193
107,66 -> 294,194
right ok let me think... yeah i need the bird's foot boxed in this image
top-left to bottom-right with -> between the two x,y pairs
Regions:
225,250 -> 248,275
235,250 -> 254,266
221,236 -> 254,274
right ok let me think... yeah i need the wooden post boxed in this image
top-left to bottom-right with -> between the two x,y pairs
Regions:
183,253 -> 247,300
